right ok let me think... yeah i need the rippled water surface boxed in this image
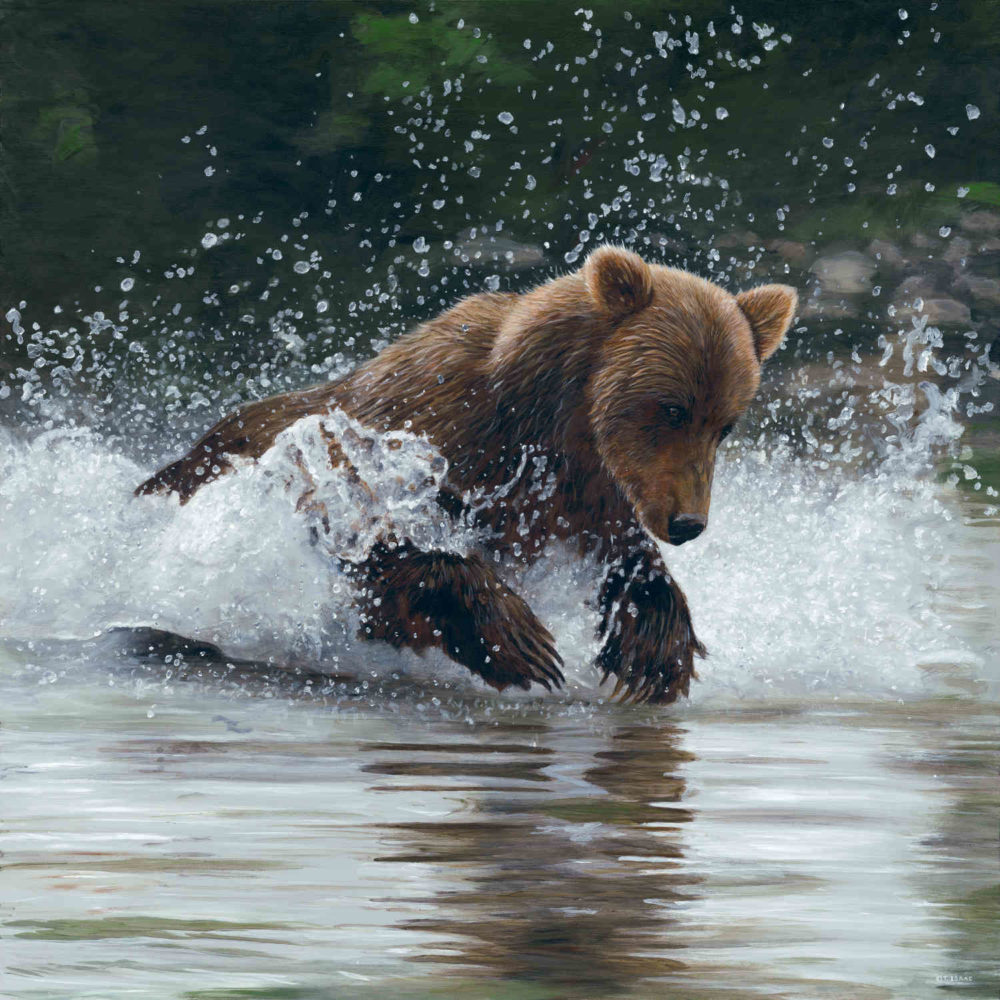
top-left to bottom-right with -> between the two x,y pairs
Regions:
3,491 -> 997,1000
3,4 -> 999,997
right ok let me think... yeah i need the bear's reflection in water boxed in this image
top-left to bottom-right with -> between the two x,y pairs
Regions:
363,722 -> 700,997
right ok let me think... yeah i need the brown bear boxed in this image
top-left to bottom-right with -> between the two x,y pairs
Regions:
136,246 -> 796,704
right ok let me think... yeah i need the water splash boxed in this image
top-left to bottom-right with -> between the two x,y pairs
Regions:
1,314 -> 992,704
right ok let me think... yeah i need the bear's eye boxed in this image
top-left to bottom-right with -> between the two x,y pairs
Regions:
660,404 -> 689,429
719,423 -> 735,442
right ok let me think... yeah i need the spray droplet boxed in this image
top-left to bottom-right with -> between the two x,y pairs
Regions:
498,111 -> 514,125
201,233 -> 218,249
938,226 -> 952,238
293,261 -> 310,274
822,136 -> 834,148
965,104 -> 980,120
715,107 -> 729,120
924,143 -> 936,158
120,277 -> 134,292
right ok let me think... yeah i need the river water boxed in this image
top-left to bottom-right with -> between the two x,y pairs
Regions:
3,5 -> 999,997
2,405 -> 997,999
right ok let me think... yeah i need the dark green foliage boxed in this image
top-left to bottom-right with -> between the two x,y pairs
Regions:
0,0 -> 997,433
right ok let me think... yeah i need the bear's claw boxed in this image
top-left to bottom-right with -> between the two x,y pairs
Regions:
355,542 -> 565,696
597,552 -> 704,706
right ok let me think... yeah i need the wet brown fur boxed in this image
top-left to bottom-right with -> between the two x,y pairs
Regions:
136,247 -> 796,704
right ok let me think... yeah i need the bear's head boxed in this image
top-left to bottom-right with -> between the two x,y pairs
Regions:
583,245 -> 796,546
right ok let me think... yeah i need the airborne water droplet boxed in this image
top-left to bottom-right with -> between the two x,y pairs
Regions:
924,143 -> 936,158
120,278 -> 134,292
965,103 -> 980,120
715,107 -> 729,120
498,111 -> 514,125
201,233 -> 218,249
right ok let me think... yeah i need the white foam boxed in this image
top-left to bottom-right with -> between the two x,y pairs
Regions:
0,411 -> 466,671
0,319 -> 994,704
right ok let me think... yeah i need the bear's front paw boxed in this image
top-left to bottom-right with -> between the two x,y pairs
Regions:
457,584 -> 566,694
359,544 -> 564,696
597,571 -> 705,705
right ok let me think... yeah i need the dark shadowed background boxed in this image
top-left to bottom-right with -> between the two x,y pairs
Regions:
0,1 -> 998,483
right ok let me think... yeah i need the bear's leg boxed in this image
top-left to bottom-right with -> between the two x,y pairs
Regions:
349,541 -> 565,694
596,543 -> 705,705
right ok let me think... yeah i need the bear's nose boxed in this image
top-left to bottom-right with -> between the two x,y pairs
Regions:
668,513 -> 706,545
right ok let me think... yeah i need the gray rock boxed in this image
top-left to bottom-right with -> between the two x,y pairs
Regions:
960,210 -> 1000,235
894,293 -> 972,327
715,229 -> 760,249
922,298 -> 973,326
766,239 -> 811,264
868,239 -> 906,269
894,274 -> 939,301
942,235 -> 972,265
955,274 -> 1000,306
810,251 -> 876,294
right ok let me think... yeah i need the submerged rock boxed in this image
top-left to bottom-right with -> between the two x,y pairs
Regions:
715,229 -> 761,249
921,298 -> 973,326
868,239 -> 907,270
955,274 -> 1000,307
810,251 -> 876,294
893,293 -> 972,327
910,232 -> 939,250
891,273 -> 973,326
766,239 -> 811,264
959,210 -> 1000,235
894,274 -> 938,302
942,235 -> 973,265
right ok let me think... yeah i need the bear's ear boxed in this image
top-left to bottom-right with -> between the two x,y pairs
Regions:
736,284 -> 798,361
583,245 -> 654,318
